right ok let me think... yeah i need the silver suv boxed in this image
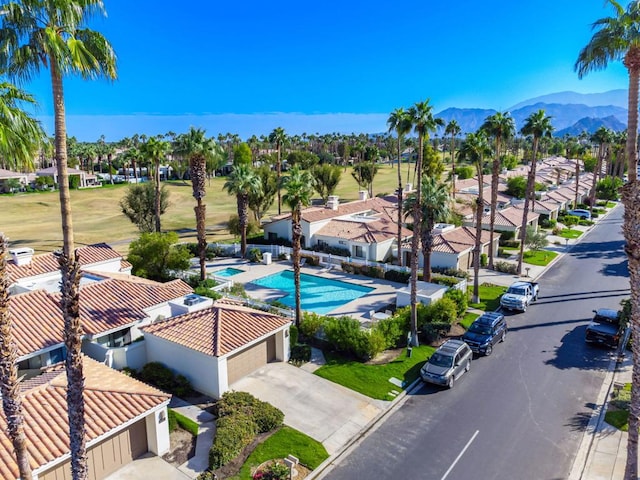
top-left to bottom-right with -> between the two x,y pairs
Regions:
420,339 -> 472,388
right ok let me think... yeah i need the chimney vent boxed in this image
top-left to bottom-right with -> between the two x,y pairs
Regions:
9,248 -> 34,266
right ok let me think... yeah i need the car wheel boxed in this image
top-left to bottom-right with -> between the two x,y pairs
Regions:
501,331 -> 506,342
447,376 -> 455,389
485,345 -> 493,356
465,360 -> 471,372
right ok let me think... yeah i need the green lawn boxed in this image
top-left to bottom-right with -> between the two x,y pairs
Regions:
500,245 -> 519,251
314,346 -> 435,401
557,229 -> 582,240
468,284 -> 506,312
168,409 -> 199,436
605,410 -> 629,432
235,426 -> 329,479
523,250 -> 558,266
606,201 -> 617,208
460,312 -> 480,329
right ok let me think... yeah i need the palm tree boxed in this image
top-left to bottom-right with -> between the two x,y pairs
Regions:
268,127 -> 287,214
406,100 -> 444,346
576,5 -> 640,476
0,3 -> 116,478
565,140 -> 585,209
445,120 -> 462,198
0,238 -> 33,480
404,177 -> 451,282
458,132 -> 492,304
175,127 -> 220,281
224,164 -> 261,257
0,82 -> 44,171
517,110 -> 554,276
589,127 -> 613,212
387,107 -> 412,267
282,166 -> 316,327
481,112 -> 516,270
141,137 -> 171,233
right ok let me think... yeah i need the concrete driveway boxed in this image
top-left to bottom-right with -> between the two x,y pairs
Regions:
231,362 -> 389,454
105,453 -> 190,480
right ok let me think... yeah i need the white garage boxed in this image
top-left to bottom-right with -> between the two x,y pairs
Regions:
142,301 -> 290,399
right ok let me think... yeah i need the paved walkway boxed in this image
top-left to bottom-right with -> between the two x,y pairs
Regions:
168,397 -> 216,479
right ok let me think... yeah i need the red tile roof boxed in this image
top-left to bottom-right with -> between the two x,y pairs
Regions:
142,301 -> 290,357
315,216 -> 411,243
7,243 -> 126,282
0,357 -> 169,480
8,290 -> 64,357
269,197 -> 399,225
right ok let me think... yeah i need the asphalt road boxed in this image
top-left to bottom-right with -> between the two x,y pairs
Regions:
323,206 -> 630,480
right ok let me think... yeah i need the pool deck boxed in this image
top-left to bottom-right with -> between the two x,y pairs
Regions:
204,258 -> 399,322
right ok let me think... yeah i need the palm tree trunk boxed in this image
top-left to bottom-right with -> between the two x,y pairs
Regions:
133,158 -> 139,183
623,58 -> 640,480
292,211 -> 303,328
517,139 -> 539,275
488,138 -> 501,270
472,163 -> 484,304
154,159 -> 161,232
239,195 -> 248,257
51,62 -> 88,480
451,135 -> 456,199
396,137 -> 404,267
589,144 -> 604,213
409,137 -> 424,347
421,222 -> 433,282
0,236 -> 33,480
277,145 -> 282,215
574,161 -> 580,209
195,199 -> 207,281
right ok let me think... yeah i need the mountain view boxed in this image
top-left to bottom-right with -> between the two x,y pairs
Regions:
435,89 -> 629,136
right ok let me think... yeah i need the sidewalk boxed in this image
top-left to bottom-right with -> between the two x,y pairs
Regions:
169,397 -> 216,479
571,353 -> 635,480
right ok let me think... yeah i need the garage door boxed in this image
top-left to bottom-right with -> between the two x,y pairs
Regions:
227,336 -> 276,385
39,419 -> 148,480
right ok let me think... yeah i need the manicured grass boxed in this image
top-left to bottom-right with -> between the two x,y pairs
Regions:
557,229 -> 582,240
468,284 -> 506,312
500,245 -> 519,251
605,410 -> 629,432
460,312 -> 480,329
168,409 -> 199,437
236,426 -> 329,479
523,250 -> 558,266
606,201 -> 617,208
314,346 -> 435,401
3,165 -> 408,254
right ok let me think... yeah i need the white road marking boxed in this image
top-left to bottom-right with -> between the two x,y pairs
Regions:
440,430 -> 480,480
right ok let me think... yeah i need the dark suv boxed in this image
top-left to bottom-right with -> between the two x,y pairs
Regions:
462,312 -> 507,356
585,308 -> 621,348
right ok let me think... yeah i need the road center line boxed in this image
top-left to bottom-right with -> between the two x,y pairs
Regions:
440,430 -> 479,480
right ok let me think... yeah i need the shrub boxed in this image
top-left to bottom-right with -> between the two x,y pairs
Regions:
578,219 -> 594,226
552,226 -> 563,235
300,312 -> 326,338
444,288 -> 468,318
421,322 -> 452,344
540,218 -> 557,229
373,315 -> 407,349
340,261 -> 384,279
139,362 -> 193,396
252,402 -> 285,433
216,391 -> 284,434
289,324 -> 299,346
324,316 -> 369,359
174,374 -> 193,397
310,244 -> 351,257
455,165 -> 474,180
562,215 -> 580,227
431,275 -> 461,288
209,413 -> 257,469
194,285 -> 223,300
300,253 -> 320,266
365,329 -> 387,359
431,266 -> 469,279
290,344 -> 312,364
498,230 -> 515,242
248,248 -> 263,263
385,269 -> 410,283
501,239 -> 520,248
480,253 -> 488,267
494,261 -> 518,274
421,297 -> 458,326
168,409 -> 178,432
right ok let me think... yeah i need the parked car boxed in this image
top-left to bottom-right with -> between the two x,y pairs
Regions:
567,209 -> 591,220
500,281 -> 539,312
420,339 -> 472,389
462,312 -> 507,356
585,308 -> 622,348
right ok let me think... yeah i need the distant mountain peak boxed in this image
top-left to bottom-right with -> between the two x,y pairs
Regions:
509,89 -> 627,110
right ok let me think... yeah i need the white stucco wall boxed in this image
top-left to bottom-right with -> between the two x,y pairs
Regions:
430,251 -> 462,270
144,334 -> 222,398
264,219 -> 292,240
146,406 -> 170,455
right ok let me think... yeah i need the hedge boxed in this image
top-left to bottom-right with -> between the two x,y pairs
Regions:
138,362 -> 193,397
209,392 -> 285,469
300,253 -> 320,266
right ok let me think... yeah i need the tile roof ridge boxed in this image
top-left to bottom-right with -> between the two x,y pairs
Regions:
214,307 -> 221,357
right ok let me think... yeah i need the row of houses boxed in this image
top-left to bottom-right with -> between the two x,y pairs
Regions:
262,156 -> 594,270
2,244 -> 292,480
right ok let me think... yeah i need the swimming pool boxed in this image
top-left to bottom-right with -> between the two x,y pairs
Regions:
213,267 -> 243,277
250,270 -> 374,315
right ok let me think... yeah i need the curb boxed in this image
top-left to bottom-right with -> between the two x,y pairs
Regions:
307,377 -> 423,480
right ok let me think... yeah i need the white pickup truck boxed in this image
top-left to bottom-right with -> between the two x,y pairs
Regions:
500,281 -> 539,312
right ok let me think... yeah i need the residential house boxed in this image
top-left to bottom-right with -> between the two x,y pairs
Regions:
0,168 -> 30,193
263,194 -> 411,262
0,357 -> 170,480
36,165 -> 99,188
142,299 -> 291,399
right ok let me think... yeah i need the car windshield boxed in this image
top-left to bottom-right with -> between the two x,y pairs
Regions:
429,352 -> 453,368
507,287 -> 526,296
468,323 -> 492,335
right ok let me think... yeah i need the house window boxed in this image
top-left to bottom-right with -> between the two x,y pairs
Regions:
338,240 -> 346,245
354,245 -> 364,258
268,232 -> 277,241
317,240 -> 328,248
98,329 -> 131,348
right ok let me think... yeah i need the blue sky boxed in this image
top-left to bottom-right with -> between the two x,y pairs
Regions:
21,0 -> 629,141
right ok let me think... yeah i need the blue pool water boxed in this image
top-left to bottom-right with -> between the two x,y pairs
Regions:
213,267 -> 243,277
250,270 -> 374,315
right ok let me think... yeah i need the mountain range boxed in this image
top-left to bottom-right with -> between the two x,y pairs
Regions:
434,89 -> 629,137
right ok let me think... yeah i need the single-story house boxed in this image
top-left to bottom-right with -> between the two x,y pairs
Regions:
0,356 -> 170,480
263,193 -> 411,262
463,205 -> 539,238
142,300 -> 291,399
0,168 -> 30,193
7,243 -> 132,294
36,166 -> 99,188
